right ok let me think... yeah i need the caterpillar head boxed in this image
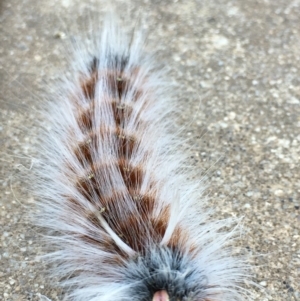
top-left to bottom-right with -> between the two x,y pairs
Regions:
123,246 -> 207,301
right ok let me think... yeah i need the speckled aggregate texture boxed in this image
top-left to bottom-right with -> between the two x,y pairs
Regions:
0,0 -> 299,300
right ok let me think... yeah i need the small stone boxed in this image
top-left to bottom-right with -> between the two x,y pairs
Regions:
246,191 -> 254,197
34,55 -> 42,62
172,54 -> 181,62
288,97 -> 300,104
228,112 -> 236,120
211,34 -> 229,48
200,81 -> 212,88
274,189 -> 284,197
3,252 -> 9,258
54,31 -> 66,39
9,279 -> 15,285
259,281 -> 267,286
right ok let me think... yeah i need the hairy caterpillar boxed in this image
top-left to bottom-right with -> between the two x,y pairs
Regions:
33,15 -> 252,301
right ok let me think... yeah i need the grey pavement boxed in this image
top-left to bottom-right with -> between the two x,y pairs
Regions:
1,0 -> 299,300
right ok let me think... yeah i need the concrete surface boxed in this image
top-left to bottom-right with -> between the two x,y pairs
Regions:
0,0 -> 299,300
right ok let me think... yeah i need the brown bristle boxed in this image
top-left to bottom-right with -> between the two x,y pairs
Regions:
80,66 -> 144,102
111,101 -> 134,126
132,192 -> 155,215
168,226 -> 186,250
151,206 -> 170,238
118,159 -> 144,190
78,103 -> 95,130
81,72 -> 98,99
69,59 -> 183,255
115,127 -> 137,158
74,125 -> 137,165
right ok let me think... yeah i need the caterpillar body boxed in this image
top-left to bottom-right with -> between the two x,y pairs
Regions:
34,16 -> 251,301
